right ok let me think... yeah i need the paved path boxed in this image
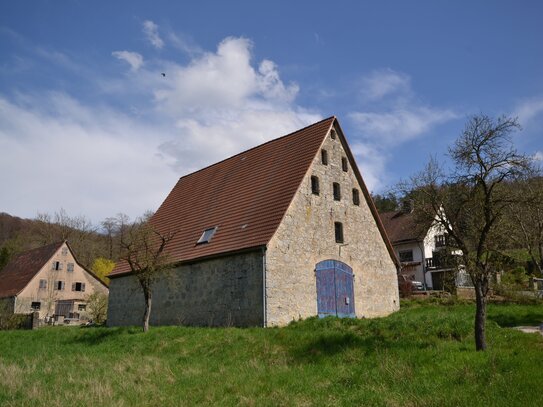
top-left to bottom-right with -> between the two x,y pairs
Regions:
514,326 -> 543,335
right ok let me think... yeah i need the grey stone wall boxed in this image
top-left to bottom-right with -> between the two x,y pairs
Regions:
265,125 -> 400,326
107,250 -> 264,327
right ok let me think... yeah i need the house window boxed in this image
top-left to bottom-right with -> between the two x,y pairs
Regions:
330,129 -> 337,139
435,234 -> 446,248
67,263 -> 74,272
197,226 -> 218,244
61,247 -> 68,255
31,302 -> 41,311
342,157 -> 348,172
55,281 -> 65,291
334,222 -> 344,243
72,282 -> 86,292
39,279 -> 47,289
352,189 -> 360,206
333,182 -> 341,201
78,304 -> 87,311
321,149 -> 328,165
52,261 -> 62,271
399,250 -> 414,263
311,176 -> 320,195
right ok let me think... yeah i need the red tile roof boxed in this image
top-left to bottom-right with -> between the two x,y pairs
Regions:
111,116 -> 399,277
0,241 -> 63,298
379,210 -> 429,244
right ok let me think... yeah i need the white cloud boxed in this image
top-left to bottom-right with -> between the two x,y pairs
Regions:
515,97 -> 543,126
143,20 -> 164,49
112,50 -> 143,71
0,36 -> 319,223
359,68 -> 410,101
349,107 -> 458,144
535,151 -> 543,161
349,142 -> 389,192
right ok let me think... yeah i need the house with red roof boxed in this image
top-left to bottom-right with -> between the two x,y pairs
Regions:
0,241 -> 108,321
107,117 -> 400,327
380,206 -> 469,290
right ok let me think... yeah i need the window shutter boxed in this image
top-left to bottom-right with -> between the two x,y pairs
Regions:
59,262 -> 63,270
82,283 -> 86,292
72,282 -> 76,291
52,262 -> 56,270
61,281 -> 65,290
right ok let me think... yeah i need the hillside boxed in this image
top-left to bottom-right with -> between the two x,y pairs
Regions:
0,302 -> 541,406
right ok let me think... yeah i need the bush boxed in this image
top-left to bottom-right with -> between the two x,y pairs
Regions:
86,293 -> 108,324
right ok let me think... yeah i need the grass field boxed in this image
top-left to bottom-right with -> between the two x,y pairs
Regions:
0,301 -> 542,406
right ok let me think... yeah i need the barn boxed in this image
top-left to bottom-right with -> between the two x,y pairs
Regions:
107,116 -> 399,327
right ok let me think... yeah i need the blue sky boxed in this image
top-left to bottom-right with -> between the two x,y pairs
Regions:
1,1 -> 542,223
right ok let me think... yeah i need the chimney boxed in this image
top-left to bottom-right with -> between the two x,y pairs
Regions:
401,199 -> 414,214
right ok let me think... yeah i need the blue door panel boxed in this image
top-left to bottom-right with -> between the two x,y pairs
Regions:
315,260 -> 355,318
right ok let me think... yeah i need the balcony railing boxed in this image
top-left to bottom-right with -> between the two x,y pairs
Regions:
425,257 -> 443,269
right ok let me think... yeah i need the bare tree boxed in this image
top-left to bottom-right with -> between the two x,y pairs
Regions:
404,115 -> 532,351
116,214 -> 176,332
506,174 -> 543,276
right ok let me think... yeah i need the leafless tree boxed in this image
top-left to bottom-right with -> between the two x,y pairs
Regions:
116,214 -> 176,332
404,115 -> 532,351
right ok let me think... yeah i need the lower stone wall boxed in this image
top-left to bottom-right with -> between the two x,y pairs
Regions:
107,251 -> 264,327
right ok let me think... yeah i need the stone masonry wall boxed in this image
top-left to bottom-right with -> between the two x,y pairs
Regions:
265,125 -> 400,326
107,250 -> 263,327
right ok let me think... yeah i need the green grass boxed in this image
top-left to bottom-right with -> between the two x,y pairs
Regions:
0,302 -> 542,406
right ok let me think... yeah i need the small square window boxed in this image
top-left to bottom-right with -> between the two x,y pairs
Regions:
61,247 -> 68,256
352,189 -> 360,206
39,279 -> 47,289
72,282 -> 86,292
334,222 -> 344,243
330,129 -> 337,139
333,182 -> 341,201
55,281 -> 65,291
52,261 -> 62,271
321,149 -> 328,165
197,226 -> 218,244
399,250 -> 414,263
67,263 -> 74,272
311,175 -> 320,195
342,157 -> 348,172
78,304 -> 87,311
31,302 -> 41,311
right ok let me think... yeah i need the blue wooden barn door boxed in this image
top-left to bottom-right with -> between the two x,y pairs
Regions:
315,260 -> 355,318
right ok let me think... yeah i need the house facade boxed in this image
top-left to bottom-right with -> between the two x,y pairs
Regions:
379,208 -> 467,290
0,241 -> 109,321
107,117 -> 400,327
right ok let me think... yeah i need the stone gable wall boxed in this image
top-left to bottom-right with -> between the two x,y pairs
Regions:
107,250 -> 263,327
265,126 -> 399,326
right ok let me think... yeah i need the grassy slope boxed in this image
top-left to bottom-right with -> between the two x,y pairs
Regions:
0,302 -> 542,406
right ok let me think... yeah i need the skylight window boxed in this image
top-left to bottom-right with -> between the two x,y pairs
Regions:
197,226 -> 218,244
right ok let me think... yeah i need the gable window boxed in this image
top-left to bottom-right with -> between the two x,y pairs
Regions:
334,222 -> 344,243
61,247 -> 68,255
55,281 -> 65,291
333,182 -> 341,201
39,279 -> 47,289
399,250 -> 414,263
197,226 -> 218,244
330,129 -> 337,139
72,282 -> 86,292
311,176 -> 320,195
67,263 -> 74,272
342,157 -> 348,172
352,189 -> 360,206
435,234 -> 446,248
31,302 -> 41,311
52,261 -> 62,271
321,149 -> 328,165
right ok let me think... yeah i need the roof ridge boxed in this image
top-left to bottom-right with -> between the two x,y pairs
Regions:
175,116 -> 336,183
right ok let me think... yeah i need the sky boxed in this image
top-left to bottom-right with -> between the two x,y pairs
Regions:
1,1 -> 542,225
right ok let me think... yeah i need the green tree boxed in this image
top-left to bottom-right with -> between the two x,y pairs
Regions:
91,257 -> 115,285
86,292 -> 108,324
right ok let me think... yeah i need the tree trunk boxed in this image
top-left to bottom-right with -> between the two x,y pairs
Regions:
143,289 -> 152,333
474,282 -> 487,351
